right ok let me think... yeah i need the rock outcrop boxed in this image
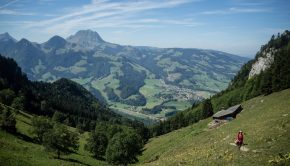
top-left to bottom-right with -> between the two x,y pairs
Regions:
248,48 -> 276,79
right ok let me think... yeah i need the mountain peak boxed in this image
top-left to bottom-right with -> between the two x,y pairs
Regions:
16,38 -> 35,48
66,30 -> 105,49
44,35 -> 67,48
18,38 -> 31,44
49,35 -> 66,41
0,32 -> 17,42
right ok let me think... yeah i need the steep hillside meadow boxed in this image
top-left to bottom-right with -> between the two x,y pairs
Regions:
138,89 -> 290,165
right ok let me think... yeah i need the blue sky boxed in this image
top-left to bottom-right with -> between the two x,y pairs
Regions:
0,0 -> 289,57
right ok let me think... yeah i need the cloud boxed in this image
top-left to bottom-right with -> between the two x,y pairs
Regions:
25,0 -> 200,35
237,2 -> 265,7
0,0 -> 35,16
0,0 -> 19,9
0,9 -> 35,15
201,7 -> 270,15
0,20 -> 33,26
37,0 -> 57,5
38,0 -> 56,2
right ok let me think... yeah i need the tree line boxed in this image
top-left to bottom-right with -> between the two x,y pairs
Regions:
211,30 -> 290,112
150,99 -> 213,136
29,115 -> 144,165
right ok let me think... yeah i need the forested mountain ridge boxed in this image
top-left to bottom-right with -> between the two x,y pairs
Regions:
0,55 -> 147,131
212,30 -> 290,111
0,30 -> 248,119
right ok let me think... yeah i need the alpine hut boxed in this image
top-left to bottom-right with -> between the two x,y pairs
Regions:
212,104 -> 243,120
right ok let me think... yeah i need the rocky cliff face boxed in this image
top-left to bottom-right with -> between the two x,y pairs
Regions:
66,30 -> 104,49
248,47 -> 276,79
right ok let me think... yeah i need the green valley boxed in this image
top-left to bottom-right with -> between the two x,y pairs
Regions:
0,30 -> 248,121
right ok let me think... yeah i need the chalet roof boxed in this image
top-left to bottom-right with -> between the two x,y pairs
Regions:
213,104 -> 242,118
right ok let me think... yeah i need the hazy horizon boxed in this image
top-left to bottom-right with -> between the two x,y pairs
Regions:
1,0 -> 290,57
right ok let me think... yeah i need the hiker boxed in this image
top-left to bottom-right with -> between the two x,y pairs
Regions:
235,130 -> 244,148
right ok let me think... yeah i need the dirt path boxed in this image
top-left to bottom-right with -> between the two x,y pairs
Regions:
229,143 -> 249,152
240,146 -> 249,151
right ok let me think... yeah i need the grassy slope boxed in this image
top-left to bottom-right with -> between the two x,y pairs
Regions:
138,89 -> 290,166
0,89 -> 289,166
0,109 -> 108,166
